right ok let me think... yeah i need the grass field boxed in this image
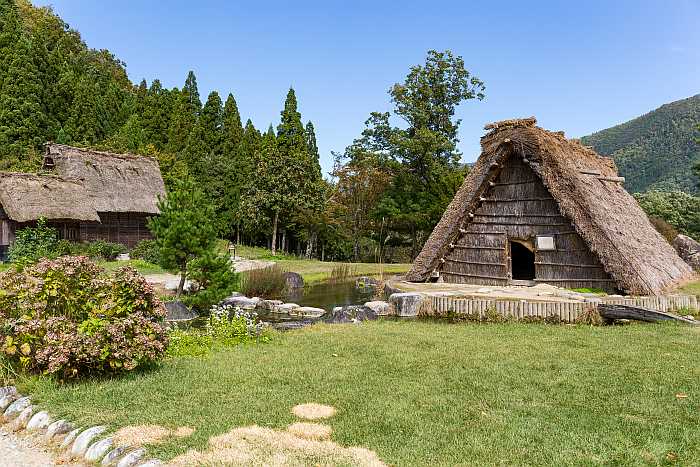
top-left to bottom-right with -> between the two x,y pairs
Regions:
20,320 -> 700,465
236,245 -> 411,284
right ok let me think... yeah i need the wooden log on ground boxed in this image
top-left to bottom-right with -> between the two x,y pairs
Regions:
597,304 -> 699,326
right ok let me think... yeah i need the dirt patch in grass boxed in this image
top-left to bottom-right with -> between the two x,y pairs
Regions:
169,425 -> 385,466
292,403 -> 336,420
287,422 -> 332,440
114,424 -> 194,447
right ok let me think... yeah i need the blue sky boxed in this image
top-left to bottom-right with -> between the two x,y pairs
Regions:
34,0 -> 700,175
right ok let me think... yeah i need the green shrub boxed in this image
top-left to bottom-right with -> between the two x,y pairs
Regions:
183,252 -> 239,312
8,218 -> 59,263
240,265 -> 288,298
85,240 -> 127,260
0,256 -> 168,379
130,239 -> 160,264
166,304 -> 270,358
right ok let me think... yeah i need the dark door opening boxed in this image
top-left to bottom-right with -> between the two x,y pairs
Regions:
510,241 -> 535,280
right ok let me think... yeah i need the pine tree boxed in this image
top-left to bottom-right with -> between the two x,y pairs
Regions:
148,176 -> 217,297
0,0 -> 47,169
183,70 -> 201,113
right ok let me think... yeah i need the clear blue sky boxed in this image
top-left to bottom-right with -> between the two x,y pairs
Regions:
34,0 -> 700,175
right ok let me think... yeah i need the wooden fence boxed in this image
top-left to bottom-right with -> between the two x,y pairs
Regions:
428,294 -> 697,323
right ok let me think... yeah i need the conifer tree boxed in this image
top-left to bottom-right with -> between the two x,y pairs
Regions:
0,0 -> 46,169
142,79 -> 172,150
199,91 -> 223,154
305,121 -> 320,173
276,88 -> 306,155
222,94 -> 244,153
167,72 -> 201,153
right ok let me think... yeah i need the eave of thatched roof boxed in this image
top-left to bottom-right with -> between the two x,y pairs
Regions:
0,172 -> 100,223
407,118 -> 694,295
45,144 -> 165,214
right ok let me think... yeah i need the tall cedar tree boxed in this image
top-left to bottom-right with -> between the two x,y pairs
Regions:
167,71 -> 201,154
148,177 -> 217,297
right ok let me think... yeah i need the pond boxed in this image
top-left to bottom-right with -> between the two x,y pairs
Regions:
285,280 -> 377,312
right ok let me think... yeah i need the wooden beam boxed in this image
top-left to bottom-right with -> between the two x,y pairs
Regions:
443,271 -> 508,280
474,213 -> 564,218
460,230 -> 507,235
452,245 -> 506,250
598,176 -> 625,183
535,262 -> 604,269
472,221 -> 569,227
480,197 -> 554,202
534,278 -> 615,283
492,180 -> 539,186
445,258 -> 507,267
579,169 -> 601,176
598,304 -> 699,326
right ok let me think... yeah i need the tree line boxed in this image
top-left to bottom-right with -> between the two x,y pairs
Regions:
0,0 -> 487,262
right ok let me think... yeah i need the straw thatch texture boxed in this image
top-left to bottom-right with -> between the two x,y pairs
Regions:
407,118 -> 693,295
0,172 -> 99,223
45,144 -> 165,214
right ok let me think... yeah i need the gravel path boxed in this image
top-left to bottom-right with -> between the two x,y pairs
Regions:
0,426 -> 79,467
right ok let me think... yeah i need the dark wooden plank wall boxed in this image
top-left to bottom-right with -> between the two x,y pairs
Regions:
80,212 -> 153,248
441,155 -> 617,292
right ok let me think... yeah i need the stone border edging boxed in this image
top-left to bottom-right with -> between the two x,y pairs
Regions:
0,385 -> 162,466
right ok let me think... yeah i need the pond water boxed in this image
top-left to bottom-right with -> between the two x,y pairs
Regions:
285,280 -> 377,311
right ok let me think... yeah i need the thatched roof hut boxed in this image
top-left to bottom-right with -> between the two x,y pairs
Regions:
0,172 -> 100,223
44,144 -> 165,214
406,118 -> 693,295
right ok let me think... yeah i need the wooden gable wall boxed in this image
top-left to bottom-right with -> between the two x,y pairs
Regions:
439,154 -> 618,292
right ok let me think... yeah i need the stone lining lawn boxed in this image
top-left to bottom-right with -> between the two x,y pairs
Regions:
19,320 -> 700,465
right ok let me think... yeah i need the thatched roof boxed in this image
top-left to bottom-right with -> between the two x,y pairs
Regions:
407,117 -> 694,295
0,172 -> 100,223
45,144 -> 165,214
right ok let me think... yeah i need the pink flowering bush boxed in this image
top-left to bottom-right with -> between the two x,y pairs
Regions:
0,256 -> 167,379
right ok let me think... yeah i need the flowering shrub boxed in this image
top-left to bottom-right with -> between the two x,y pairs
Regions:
0,256 -> 168,379
207,304 -> 267,342
166,304 -> 269,358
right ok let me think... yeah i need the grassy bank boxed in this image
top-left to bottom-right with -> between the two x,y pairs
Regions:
20,320 -> 700,465
235,245 -> 411,284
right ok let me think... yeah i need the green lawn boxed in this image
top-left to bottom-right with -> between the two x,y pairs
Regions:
235,245 -> 411,284
98,259 -> 166,275
20,321 -> 700,465
679,279 -> 700,296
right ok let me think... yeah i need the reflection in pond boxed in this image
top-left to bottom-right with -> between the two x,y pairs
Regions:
285,280 -> 376,312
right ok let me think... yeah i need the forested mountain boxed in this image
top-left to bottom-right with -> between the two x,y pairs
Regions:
581,94 -> 700,194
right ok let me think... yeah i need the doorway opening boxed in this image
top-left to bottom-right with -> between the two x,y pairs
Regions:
510,241 -> 535,280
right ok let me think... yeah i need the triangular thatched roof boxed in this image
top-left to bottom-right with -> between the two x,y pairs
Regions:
0,172 -> 100,223
406,118 -> 693,295
45,144 -> 165,214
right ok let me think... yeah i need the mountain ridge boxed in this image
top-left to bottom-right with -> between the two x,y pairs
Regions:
581,94 -> 700,193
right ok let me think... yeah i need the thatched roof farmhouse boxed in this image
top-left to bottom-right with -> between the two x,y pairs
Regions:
406,118 -> 693,295
0,144 -> 165,258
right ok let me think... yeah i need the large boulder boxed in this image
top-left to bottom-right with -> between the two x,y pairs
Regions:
164,301 -> 197,322
284,272 -> 304,289
364,301 -> 390,316
325,305 -> 377,324
673,234 -> 700,271
220,295 -> 260,309
388,293 -> 426,317
292,307 -> 326,319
